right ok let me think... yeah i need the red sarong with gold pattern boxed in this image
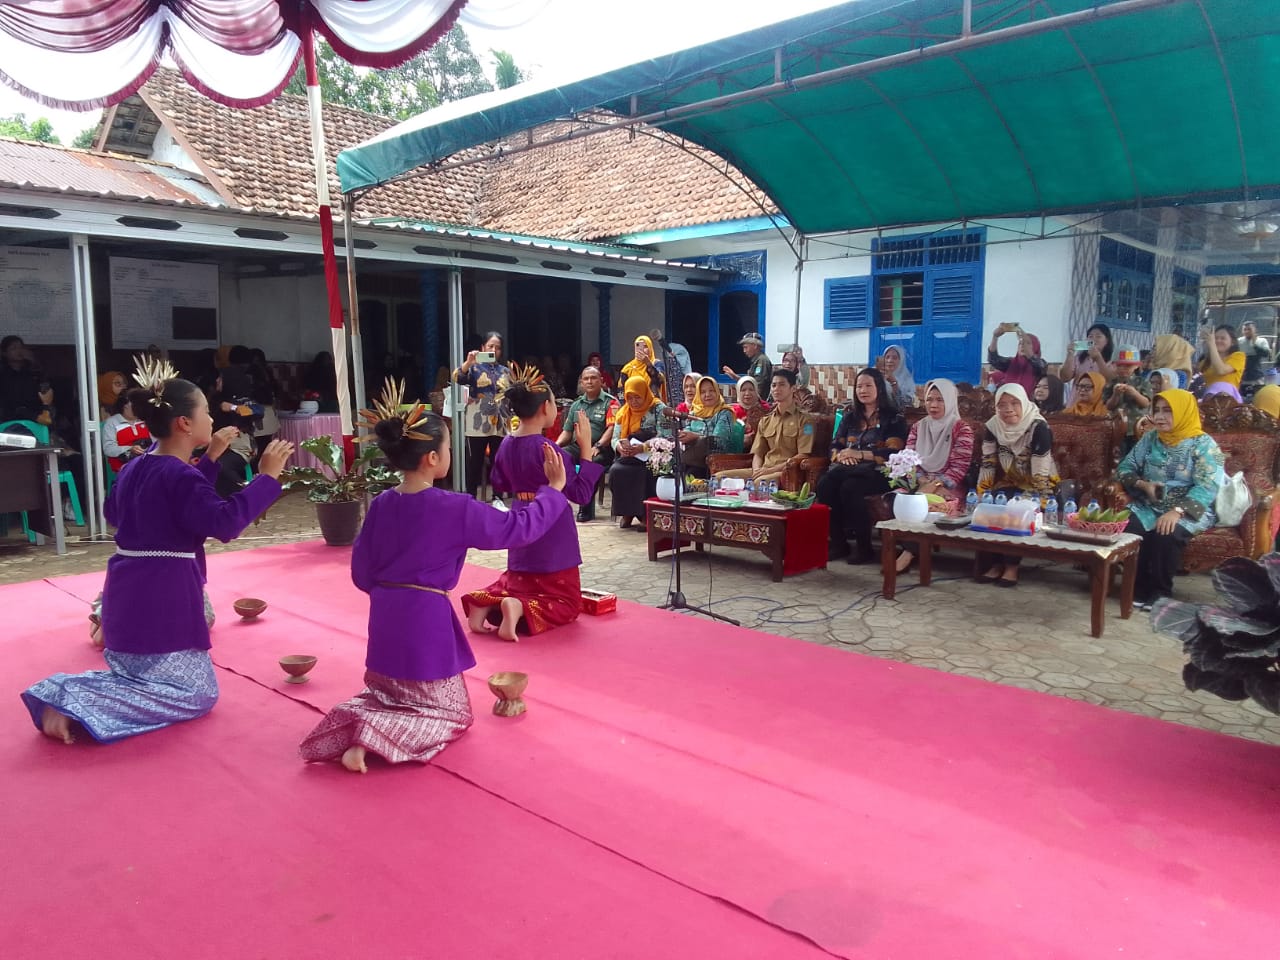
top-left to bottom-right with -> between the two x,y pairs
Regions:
461,566 -> 582,635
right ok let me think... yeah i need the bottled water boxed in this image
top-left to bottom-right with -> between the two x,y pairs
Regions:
965,490 -> 978,516
1063,498 -> 1078,517
1045,497 -> 1059,527
767,480 -> 779,498
1086,498 -> 1100,514
745,480 -> 755,500
980,491 -> 994,505
994,492 -> 1007,506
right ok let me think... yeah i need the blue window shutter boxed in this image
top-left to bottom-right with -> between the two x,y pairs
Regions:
929,273 -> 976,318
824,277 -> 872,329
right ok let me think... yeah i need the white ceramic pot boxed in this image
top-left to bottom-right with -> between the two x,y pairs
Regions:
655,476 -> 678,502
298,400 -> 320,415
893,491 -> 930,523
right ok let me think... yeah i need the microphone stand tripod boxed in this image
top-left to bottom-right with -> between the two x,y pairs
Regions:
653,338 -> 739,626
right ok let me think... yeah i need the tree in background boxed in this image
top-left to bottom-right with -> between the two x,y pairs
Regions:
0,113 -> 59,144
491,50 -> 525,89
284,27 -> 500,119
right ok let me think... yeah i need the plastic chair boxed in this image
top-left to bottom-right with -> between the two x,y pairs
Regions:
244,461 -> 254,483
0,418 -> 84,533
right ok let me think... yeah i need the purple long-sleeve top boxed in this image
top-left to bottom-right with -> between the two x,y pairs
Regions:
353,484 -> 570,681
102,453 -> 282,655
489,433 -> 603,574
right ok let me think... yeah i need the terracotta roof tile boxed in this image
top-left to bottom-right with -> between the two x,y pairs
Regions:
138,70 -> 775,242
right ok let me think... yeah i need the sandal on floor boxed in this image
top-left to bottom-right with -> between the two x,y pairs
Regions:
617,516 -> 633,529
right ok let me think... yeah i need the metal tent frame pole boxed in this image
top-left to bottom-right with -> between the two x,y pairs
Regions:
448,266 -> 465,491
70,233 -> 104,540
342,195 -> 366,425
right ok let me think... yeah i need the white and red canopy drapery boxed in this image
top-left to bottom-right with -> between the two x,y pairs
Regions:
0,0 -> 477,109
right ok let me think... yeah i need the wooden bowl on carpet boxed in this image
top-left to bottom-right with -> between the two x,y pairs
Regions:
234,598 -> 267,620
279,654 -> 317,684
488,671 -> 529,717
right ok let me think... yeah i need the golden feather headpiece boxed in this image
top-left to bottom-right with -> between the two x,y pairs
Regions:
132,354 -> 179,408
506,362 -> 546,392
358,377 -> 432,441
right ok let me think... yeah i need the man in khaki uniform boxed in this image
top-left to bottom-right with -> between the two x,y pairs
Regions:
715,369 -> 815,483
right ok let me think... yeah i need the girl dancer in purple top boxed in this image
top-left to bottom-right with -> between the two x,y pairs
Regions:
22,356 -> 295,745
299,380 -> 571,774
462,365 -> 603,641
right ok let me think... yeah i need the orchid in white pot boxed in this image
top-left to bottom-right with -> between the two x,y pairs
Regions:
881,448 -> 930,522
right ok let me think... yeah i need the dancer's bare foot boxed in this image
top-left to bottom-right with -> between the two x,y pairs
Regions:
895,549 -> 914,574
88,620 -> 103,649
341,746 -> 367,774
40,706 -> 76,745
467,605 -> 498,635
497,597 -> 522,642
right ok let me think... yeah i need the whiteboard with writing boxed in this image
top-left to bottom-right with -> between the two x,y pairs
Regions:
110,256 -> 220,349
0,246 -> 75,344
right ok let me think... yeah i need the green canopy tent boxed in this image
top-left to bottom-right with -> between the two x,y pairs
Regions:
337,0 -> 1280,234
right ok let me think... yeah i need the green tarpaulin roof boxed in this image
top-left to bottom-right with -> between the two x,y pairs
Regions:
337,0 -> 1280,235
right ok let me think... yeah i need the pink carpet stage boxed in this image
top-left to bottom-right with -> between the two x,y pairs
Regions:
6,542 -> 1280,959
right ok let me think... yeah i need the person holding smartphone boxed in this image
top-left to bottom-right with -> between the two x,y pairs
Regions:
986,322 -> 1045,395
1060,322 -> 1116,384
1198,323 -> 1246,391
452,331 -> 512,500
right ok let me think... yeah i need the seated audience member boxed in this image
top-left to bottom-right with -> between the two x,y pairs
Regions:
1103,347 -> 1152,449
586,352 -> 615,392
208,362 -> 257,498
1150,334 -> 1194,389
675,372 -> 700,414
1197,323 -> 1245,391
976,384 -> 1059,587
817,367 -> 907,564
607,375 -> 667,530
780,347 -> 810,389
1060,322 -> 1116,383
986,323 -> 1045,395
248,348 -> 279,457
676,376 -> 738,477
1065,372 -> 1108,417
556,365 -> 617,523
1202,381 -> 1243,403
101,392 -> 151,473
0,335 -> 52,424
1148,367 -> 1180,394
731,375 -> 770,450
97,370 -> 127,421
892,378 -> 975,573
716,369 -> 814,485
1252,384 -> 1280,420
877,344 -> 916,409
1116,390 -> 1225,610
1032,374 -> 1065,415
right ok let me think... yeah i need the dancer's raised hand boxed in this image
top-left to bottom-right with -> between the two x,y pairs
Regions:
258,439 -> 295,478
542,442 -> 567,491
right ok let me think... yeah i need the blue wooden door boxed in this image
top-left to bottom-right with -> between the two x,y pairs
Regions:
922,265 -> 983,384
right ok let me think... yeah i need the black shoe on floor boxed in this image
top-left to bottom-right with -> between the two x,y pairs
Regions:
577,509 -> 594,523
828,540 -> 849,561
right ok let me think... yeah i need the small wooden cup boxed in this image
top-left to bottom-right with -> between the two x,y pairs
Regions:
234,598 -> 267,620
487,671 -> 529,717
279,654 -> 317,684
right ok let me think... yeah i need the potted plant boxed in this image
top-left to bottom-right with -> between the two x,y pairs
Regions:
280,436 -> 400,546
881,448 -> 930,523
647,436 -> 678,501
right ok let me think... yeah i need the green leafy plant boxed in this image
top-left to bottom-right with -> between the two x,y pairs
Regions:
280,436 -> 400,504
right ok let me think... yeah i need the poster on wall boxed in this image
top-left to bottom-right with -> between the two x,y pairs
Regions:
109,256 -> 219,350
0,245 -> 76,344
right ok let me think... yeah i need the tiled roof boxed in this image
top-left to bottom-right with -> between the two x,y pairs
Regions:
138,69 -> 775,243
0,136 -> 220,206
139,69 -> 485,225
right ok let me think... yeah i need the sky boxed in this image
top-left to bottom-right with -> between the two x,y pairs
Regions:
0,0 -> 850,144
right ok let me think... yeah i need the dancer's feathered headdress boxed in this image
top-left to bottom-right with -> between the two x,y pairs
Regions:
358,377 -> 431,441
506,362 -> 546,392
132,354 -> 179,408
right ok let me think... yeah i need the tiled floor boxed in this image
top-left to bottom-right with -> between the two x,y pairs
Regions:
4,490 -> 1276,746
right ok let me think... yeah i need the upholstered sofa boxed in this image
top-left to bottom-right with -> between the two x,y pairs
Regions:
705,413 -> 835,492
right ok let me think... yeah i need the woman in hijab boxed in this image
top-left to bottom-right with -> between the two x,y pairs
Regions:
1202,381 -> 1244,403
1252,384 -> 1280,419
976,383 -> 1060,587
606,375 -> 667,529
893,378 -> 975,573
1064,372 -> 1108,417
986,324 -> 1045,396
877,344 -> 916,409
675,372 -> 701,413
731,374 -> 770,449
97,370 -> 127,420
1060,322 -> 1116,382
678,376 -> 739,475
1032,374 -> 1065,415
1148,367 -> 1181,394
620,335 -> 667,403
1149,334 -> 1194,388
1115,389 -> 1225,609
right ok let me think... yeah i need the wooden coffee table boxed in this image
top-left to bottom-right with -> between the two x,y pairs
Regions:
645,498 -> 830,582
877,519 -> 1141,637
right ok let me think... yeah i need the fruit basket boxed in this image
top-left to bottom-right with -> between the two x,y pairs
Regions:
1065,512 -> 1130,535
770,492 -> 816,510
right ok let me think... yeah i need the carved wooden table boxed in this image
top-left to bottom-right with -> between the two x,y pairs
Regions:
877,519 -> 1141,638
645,498 -> 830,582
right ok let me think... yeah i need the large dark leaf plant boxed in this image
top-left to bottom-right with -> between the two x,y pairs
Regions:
1151,554 -> 1280,713
279,435 -> 400,504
